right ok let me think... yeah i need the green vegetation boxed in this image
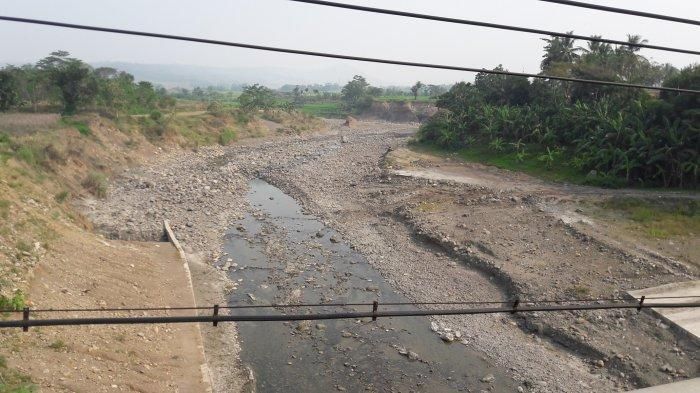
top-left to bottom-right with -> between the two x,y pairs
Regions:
300,102 -> 345,118
218,128 -> 237,145
340,75 -> 377,113
54,190 -> 69,203
82,172 -> 108,198
237,84 -> 277,112
60,118 -> 91,136
48,340 -> 67,351
0,355 -> 34,393
376,95 -> 435,102
15,147 -> 37,167
0,291 -> 26,312
600,197 -> 699,239
0,200 -> 10,219
1,51 -> 175,116
417,34 -> 699,189
0,132 -> 67,173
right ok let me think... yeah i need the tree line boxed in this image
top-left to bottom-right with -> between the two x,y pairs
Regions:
0,51 -> 175,116
418,34 -> 699,188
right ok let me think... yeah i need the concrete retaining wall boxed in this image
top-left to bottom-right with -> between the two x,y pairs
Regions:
163,220 -> 214,392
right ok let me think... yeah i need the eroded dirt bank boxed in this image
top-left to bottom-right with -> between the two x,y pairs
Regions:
87,120 -> 698,392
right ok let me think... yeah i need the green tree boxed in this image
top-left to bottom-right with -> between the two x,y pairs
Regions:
540,33 -> 583,73
427,84 -> 447,98
341,75 -> 372,112
410,81 -> 424,100
39,51 -> 97,114
475,66 -> 531,106
11,65 -> 51,112
0,69 -> 19,111
238,84 -> 276,112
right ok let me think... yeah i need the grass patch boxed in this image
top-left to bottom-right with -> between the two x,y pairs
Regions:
300,102 -> 345,118
48,340 -> 67,351
0,355 -> 35,392
60,118 -> 91,136
54,190 -> 70,204
218,128 -> 237,145
15,241 -> 32,254
15,146 -> 37,167
0,200 -> 10,219
82,172 -> 108,198
600,197 -> 699,239
412,141 -> 625,188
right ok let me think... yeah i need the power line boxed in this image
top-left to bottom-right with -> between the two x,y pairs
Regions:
0,15 -> 698,94
2,300 -> 698,330
539,0 -> 700,26
289,0 -> 699,56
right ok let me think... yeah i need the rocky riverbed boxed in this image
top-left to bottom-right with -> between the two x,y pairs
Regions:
84,119 -> 698,392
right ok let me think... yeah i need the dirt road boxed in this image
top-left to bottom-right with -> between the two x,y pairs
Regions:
87,120 -> 698,392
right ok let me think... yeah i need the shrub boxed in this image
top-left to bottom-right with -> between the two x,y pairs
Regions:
16,146 -> 37,166
233,110 -> 253,125
82,172 -> 108,198
48,340 -> 67,351
0,291 -> 26,311
218,128 -> 237,145
206,101 -> 223,116
73,121 -> 91,136
149,110 -> 163,122
54,190 -> 70,203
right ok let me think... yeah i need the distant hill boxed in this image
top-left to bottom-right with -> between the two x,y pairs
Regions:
91,62 -> 372,89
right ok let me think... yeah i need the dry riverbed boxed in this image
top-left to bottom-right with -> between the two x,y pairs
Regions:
86,120 -> 698,392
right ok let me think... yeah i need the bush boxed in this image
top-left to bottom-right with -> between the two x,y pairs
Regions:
149,110 -> 163,122
233,109 -> 253,125
54,190 -> 70,203
48,340 -> 67,351
0,291 -> 26,311
206,101 -> 223,116
73,121 -> 91,136
82,172 -> 108,198
218,128 -> 237,145
16,146 -> 37,166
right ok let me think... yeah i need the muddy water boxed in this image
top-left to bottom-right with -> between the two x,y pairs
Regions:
221,179 -> 514,392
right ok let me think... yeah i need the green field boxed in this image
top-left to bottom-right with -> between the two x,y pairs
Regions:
300,102 -> 345,118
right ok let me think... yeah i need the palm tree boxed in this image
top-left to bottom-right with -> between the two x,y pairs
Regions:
540,32 -> 584,72
624,34 -> 649,53
584,36 -> 613,59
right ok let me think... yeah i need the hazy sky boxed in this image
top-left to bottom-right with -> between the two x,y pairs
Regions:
2,0 -> 698,86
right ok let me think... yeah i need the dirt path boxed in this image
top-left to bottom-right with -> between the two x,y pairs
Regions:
87,119 -> 698,392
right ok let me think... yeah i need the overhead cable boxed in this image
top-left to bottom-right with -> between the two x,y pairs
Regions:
0,15 -> 697,94
289,0 -> 699,55
539,0 -> 700,26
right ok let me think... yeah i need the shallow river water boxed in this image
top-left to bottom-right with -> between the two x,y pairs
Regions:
220,179 -> 513,392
